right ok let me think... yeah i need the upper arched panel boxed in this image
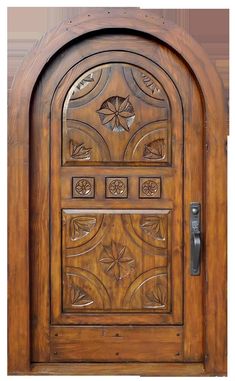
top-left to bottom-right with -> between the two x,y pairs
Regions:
59,46 -> 181,167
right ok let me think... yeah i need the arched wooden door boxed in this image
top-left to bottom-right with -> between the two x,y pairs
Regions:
8,10 -> 227,376
31,27 -> 203,363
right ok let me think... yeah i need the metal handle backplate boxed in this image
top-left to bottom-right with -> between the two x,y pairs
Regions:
190,203 -> 201,276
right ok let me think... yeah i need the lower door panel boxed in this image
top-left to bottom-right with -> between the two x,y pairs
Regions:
50,326 -> 183,362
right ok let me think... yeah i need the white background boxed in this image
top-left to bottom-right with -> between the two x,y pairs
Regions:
1,1 -> 233,380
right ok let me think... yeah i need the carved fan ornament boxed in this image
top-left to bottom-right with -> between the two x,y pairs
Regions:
72,73 -> 94,96
144,282 -> 167,309
70,140 -> 92,160
97,95 -> 135,132
141,73 -> 166,100
99,240 -> 135,281
143,139 -> 166,160
140,215 -> 165,241
70,216 -> 96,241
69,283 -> 94,307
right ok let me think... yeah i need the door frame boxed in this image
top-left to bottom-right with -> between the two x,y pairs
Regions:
8,8 -> 227,376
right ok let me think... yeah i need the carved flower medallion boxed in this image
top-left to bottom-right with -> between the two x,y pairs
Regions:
142,180 -> 159,196
97,95 -> 135,132
75,179 -> 92,195
99,240 -> 135,281
109,179 -> 125,195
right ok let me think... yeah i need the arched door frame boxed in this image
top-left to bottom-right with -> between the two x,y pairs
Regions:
8,9 -> 227,376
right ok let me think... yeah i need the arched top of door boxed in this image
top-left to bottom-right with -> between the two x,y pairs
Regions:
10,9 -> 226,130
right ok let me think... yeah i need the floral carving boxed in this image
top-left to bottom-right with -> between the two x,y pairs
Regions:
144,282 -> 167,309
75,179 -> 92,196
109,179 -> 125,195
97,95 -> 135,132
70,140 -> 92,160
142,180 -> 159,197
70,216 -> 96,241
143,139 -> 166,160
140,215 -> 165,241
69,283 -> 94,307
99,240 -> 135,281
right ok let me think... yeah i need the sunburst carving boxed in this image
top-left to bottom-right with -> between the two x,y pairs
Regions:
97,95 -> 135,132
99,240 -> 135,281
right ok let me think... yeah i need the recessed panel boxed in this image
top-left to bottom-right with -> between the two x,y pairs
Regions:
62,209 -> 171,313
62,63 -> 171,166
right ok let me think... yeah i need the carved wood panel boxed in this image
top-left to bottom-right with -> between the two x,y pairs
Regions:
62,210 -> 171,312
62,63 -> 171,166
50,43 -> 183,326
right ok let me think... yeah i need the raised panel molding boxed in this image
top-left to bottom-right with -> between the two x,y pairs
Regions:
62,62 -> 171,166
62,210 -> 171,312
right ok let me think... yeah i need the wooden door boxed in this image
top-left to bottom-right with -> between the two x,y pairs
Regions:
29,30 -> 204,364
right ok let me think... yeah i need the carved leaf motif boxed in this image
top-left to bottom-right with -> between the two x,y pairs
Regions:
141,73 -> 165,100
72,73 -> 94,95
69,283 -> 94,307
144,283 -> 167,309
140,216 -> 165,241
70,216 -> 96,241
143,139 -> 166,160
70,140 -> 92,160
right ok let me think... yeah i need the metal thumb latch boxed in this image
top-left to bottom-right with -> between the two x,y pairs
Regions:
190,202 -> 201,276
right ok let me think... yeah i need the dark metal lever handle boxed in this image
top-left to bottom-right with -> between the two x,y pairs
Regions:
191,232 -> 201,275
190,203 -> 201,276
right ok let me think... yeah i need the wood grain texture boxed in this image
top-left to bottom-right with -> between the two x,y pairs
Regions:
47,33 -> 183,330
50,326 -> 183,362
8,8 -> 227,375
31,362 -> 205,376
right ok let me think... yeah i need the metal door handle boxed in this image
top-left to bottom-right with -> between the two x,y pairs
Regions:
190,203 -> 201,275
191,232 -> 201,275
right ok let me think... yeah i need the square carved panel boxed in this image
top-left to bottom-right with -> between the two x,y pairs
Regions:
139,177 -> 161,198
62,210 -> 171,312
72,177 -> 95,198
105,177 -> 128,198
